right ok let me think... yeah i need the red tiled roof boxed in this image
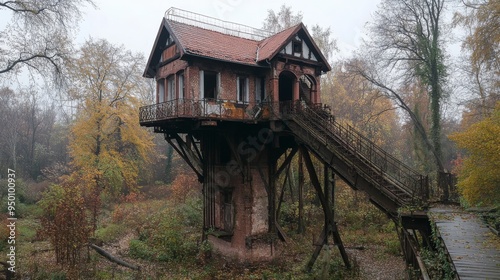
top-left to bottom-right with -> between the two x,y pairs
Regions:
167,20 -> 305,66
168,20 -> 260,66
144,18 -> 330,77
256,24 -> 302,62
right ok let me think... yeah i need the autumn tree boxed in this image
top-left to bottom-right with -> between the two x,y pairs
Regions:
0,0 -> 94,83
325,60 -> 402,155
453,0 -> 499,125
449,102 -> 500,206
454,0 -> 499,74
66,38 -> 155,228
350,0 -> 449,185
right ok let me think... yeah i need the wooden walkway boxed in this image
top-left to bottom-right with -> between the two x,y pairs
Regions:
430,206 -> 500,279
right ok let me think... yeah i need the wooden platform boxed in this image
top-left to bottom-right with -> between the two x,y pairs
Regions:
430,206 -> 500,279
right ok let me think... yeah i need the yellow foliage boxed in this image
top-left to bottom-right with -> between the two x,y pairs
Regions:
450,102 -> 500,206
68,39 -> 155,197
454,0 -> 500,72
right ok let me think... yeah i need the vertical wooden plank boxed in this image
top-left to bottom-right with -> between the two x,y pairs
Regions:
301,146 -> 350,269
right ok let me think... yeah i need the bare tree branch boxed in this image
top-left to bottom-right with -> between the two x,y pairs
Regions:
0,0 -> 94,83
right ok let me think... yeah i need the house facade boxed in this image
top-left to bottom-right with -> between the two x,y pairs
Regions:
141,7 -> 331,262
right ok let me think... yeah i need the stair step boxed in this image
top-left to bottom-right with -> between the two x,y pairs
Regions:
289,103 -> 427,209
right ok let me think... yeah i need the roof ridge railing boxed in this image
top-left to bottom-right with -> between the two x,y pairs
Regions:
164,7 -> 274,41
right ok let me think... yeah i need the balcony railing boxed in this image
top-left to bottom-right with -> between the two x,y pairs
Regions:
139,99 -> 428,205
139,98 -> 288,124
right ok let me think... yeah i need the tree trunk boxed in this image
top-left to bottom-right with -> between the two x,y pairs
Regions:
89,244 -> 139,271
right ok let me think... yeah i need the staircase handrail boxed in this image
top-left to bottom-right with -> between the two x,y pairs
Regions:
283,101 -> 428,204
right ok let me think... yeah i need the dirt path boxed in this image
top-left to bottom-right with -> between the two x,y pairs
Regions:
348,246 -> 408,280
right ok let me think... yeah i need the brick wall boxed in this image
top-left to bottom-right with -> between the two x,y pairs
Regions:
156,57 -> 322,103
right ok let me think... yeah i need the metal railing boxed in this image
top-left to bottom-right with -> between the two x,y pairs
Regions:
139,98 -> 273,124
281,101 -> 428,206
139,99 -> 429,205
164,7 -> 273,41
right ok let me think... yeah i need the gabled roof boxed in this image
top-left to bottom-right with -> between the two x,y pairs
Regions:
144,15 -> 331,78
256,24 -> 302,62
169,20 -> 259,66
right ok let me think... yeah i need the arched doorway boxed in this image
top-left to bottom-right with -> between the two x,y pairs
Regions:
279,71 -> 295,103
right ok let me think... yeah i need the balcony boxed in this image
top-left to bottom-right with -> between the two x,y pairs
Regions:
139,98 -> 279,126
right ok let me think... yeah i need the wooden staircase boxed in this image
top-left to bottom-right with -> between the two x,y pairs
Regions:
281,102 -> 429,218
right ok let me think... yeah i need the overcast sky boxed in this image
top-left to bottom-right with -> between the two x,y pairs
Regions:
77,0 -> 381,60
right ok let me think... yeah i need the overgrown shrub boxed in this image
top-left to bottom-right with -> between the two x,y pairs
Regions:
38,183 -> 92,267
129,194 -> 203,262
95,223 -> 126,243
170,173 -> 200,204
129,239 -> 154,260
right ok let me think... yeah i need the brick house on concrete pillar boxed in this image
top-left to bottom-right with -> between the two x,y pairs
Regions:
140,7 -> 331,262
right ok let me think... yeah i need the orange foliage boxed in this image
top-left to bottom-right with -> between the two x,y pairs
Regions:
170,173 -> 200,204
39,182 -> 93,269
323,62 -> 402,153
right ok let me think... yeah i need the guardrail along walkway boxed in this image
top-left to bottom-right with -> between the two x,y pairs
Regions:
430,206 -> 500,280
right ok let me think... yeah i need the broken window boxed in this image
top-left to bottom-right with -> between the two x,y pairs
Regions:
237,76 -> 249,103
200,70 -> 218,100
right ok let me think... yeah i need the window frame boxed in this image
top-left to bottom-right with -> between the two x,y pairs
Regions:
255,76 -> 266,102
178,72 -> 185,99
167,75 -> 175,101
237,76 -> 249,103
157,78 -> 165,103
292,40 -> 302,54
199,70 -> 219,100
